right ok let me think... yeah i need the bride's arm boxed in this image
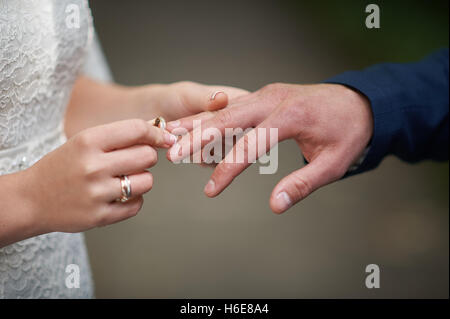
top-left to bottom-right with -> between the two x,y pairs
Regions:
64,76 -> 163,137
64,76 -> 249,138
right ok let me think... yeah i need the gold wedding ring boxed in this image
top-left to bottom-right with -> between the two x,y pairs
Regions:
119,175 -> 132,202
152,116 -> 166,130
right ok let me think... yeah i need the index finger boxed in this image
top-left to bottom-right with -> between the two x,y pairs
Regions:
204,119 -> 280,197
167,104 -> 261,163
87,119 -> 176,151
166,94 -> 253,132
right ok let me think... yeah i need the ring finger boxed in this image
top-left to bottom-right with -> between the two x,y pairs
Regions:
106,171 -> 154,202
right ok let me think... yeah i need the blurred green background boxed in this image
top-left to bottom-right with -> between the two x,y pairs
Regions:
300,0 -> 449,62
85,0 -> 449,298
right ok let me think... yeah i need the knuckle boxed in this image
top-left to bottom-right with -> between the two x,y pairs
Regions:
146,125 -> 164,145
85,184 -> 104,201
142,172 -> 154,192
173,81 -> 197,105
176,80 -> 195,88
73,132 -> 91,149
154,129 -> 165,145
215,109 -> 233,128
127,208 -> 138,218
80,158 -> 102,178
261,82 -> 290,98
235,135 -> 249,156
292,176 -> 312,200
94,214 -> 108,228
127,198 -> 144,217
215,162 -> 233,177
130,119 -> 149,138
280,98 -> 310,126
141,146 -> 158,166
329,165 -> 346,181
280,102 -> 300,119
263,82 -> 283,92
92,208 -> 109,228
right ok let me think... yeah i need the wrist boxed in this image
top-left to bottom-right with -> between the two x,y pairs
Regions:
334,83 -> 374,143
0,169 -> 43,246
333,84 -> 374,168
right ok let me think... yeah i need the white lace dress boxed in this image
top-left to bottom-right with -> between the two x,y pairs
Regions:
0,0 -> 94,298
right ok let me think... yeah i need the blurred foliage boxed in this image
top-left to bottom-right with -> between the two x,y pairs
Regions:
284,0 -> 449,65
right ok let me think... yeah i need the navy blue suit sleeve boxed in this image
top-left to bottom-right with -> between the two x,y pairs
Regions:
324,48 -> 449,176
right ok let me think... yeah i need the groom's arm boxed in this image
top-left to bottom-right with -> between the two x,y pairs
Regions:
324,48 -> 449,176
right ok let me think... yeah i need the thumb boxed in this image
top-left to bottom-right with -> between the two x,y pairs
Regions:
176,82 -> 229,113
270,153 -> 346,214
207,86 -> 250,111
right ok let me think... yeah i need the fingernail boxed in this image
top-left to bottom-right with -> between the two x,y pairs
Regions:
204,179 -> 215,194
210,91 -> 224,100
275,191 -> 292,213
167,120 -> 180,129
164,132 -> 178,145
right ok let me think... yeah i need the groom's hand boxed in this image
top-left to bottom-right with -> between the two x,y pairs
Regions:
166,83 -> 373,214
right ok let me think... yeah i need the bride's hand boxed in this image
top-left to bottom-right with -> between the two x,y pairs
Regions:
134,81 -> 249,122
23,119 -> 176,234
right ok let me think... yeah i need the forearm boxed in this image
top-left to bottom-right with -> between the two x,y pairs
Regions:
64,76 -> 164,137
0,170 -> 41,248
